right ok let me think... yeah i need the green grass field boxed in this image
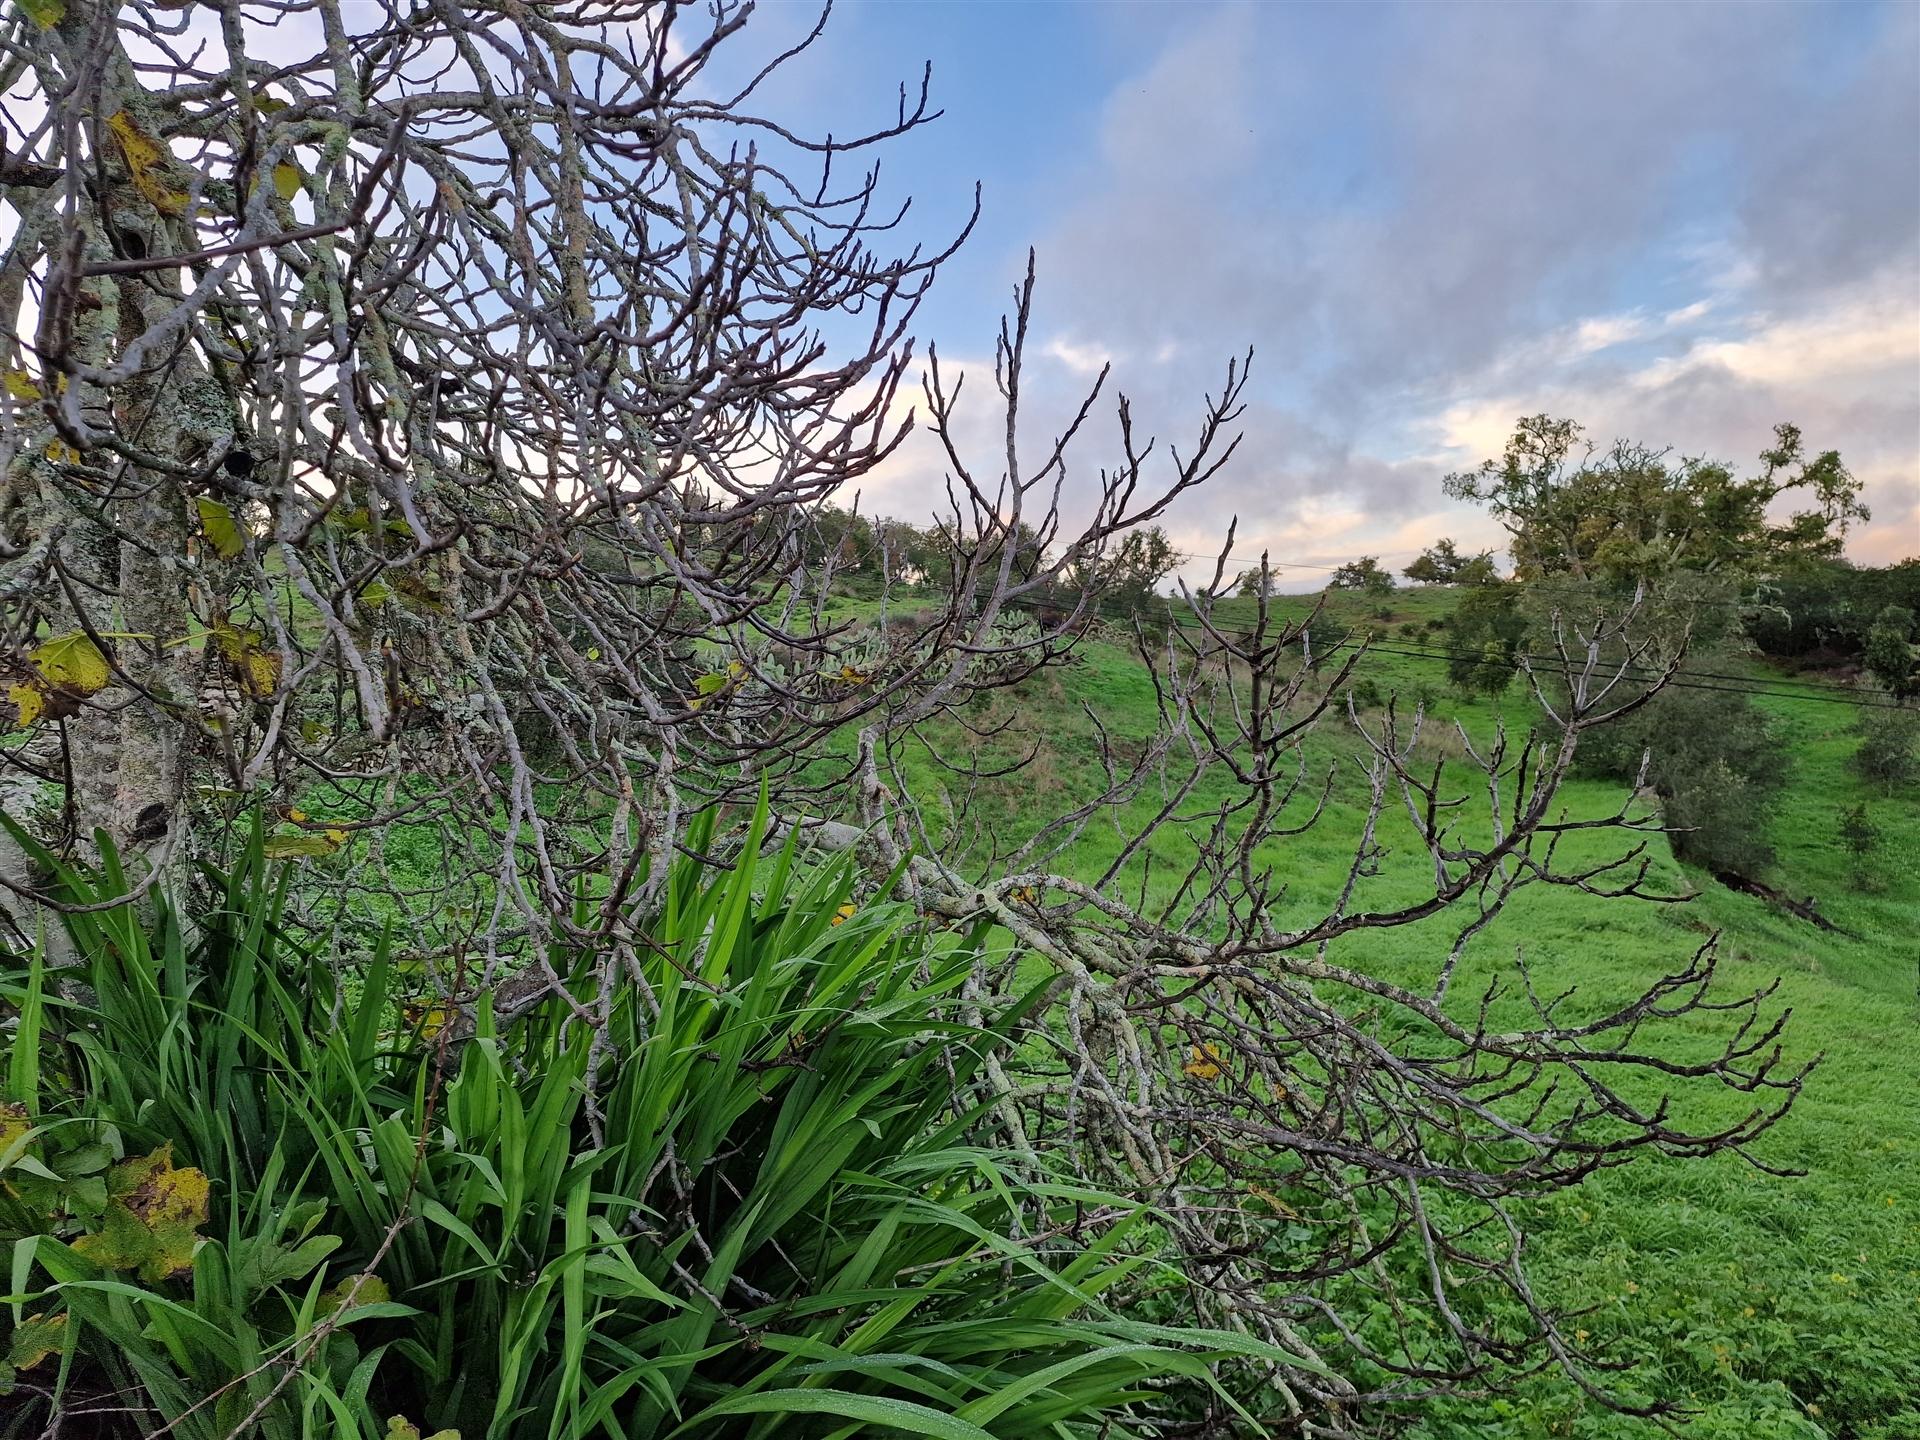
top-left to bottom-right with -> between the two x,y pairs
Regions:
321,580 -> 1917,1436
878,584 -> 1920,1439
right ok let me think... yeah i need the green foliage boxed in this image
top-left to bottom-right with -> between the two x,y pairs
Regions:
1346,676 -> 1385,710
1444,415 -> 1865,583
1328,555 -> 1394,594
1065,525 -> 1177,613
1575,682 -> 1788,873
0,809 -> 1291,1439
1402,539 -> 1499,586
1743,558 -> 1920,665
1850,706 -> 1920,795
1444,584 -> 1527,697
1233,566 -> 1276,599
1863,604 -> 1919,698
1837,803 -> 1881,891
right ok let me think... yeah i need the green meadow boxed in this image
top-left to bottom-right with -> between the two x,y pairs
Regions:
298,580 -> 1918,1436
866,583 -> 1920,1439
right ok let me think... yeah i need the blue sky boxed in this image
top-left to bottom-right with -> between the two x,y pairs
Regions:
726,0 -> 1918,584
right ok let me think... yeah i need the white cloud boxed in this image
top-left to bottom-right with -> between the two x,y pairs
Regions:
1414,259 -> 1919,565
1043,337 -> 1116,377
1632,288 -> 1918,392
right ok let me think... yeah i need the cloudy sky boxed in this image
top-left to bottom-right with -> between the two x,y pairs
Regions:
731,0 -> 1917,587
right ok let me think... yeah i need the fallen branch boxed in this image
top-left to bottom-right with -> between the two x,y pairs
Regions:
1712,868 -> 1853,936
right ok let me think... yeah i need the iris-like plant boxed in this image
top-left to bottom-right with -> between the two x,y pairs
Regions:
0,805 -> 1312,1438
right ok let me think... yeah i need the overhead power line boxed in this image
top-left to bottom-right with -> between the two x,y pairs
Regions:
997,593 -> 1906,712
1154,548 -> 1897,621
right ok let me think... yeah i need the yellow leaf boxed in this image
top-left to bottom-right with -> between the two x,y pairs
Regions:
71,1145 -> 209,1282
263,832 -> 340,859
196,497 -> 245,559
7,681 -> 45,728
7,1313 -> 66,1372
272,162 -> 301,201
242,648 -> 279,698
0,1102 -> 29,1157
29,632 -> 110,696
209,622 -> 248,664
390,571 -> 443,608
19,0 -> 63,27
1245,1183 -> 1299,1219
211,623 -> 279,697
319,1273 -> 390,1317
106,111 -> 188,216
385,1417 -> 459,1440
4,370 -> 40,401
1183,1043 -> 1224,1082
401,1003 -> 449,1039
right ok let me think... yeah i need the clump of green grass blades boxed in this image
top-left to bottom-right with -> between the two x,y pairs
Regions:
0,802 -> 1312,1439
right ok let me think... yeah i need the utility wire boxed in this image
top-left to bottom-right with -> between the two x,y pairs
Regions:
1099,581 -> 1892,695
998,593 -> 1905,712
1155,547 -> 1897,621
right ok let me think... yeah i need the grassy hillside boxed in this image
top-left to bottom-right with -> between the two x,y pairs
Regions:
877,584 -> 1920,1439
331,578 -> 1916,1435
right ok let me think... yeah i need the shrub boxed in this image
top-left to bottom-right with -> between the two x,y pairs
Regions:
1838,802 -> 1881,891
0,810 -> 1273,1438
1864,605 -> 1920,698
1575,682 -> 1788,874
1446,586 -> 1527,697
1744,558 -> 1920,663
1851,707 -> 1920,795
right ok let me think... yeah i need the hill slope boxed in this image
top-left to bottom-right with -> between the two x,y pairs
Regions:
872,583 -> 1920,1439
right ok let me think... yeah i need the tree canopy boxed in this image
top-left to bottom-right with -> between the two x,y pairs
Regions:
1443,415 -> 1866,583
1326,554 -> 1395,593
1403,537 -> 1500,585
